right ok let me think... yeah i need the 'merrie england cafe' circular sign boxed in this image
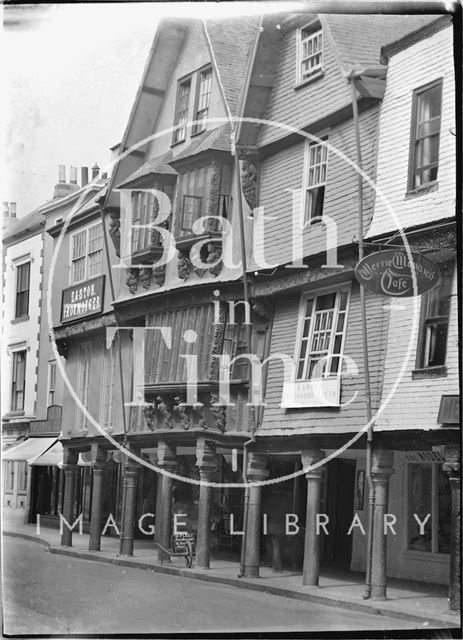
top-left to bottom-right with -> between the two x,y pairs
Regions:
354,249 -> 441,297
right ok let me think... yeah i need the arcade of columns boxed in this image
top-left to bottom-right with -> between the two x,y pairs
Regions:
59,440 -> 461,609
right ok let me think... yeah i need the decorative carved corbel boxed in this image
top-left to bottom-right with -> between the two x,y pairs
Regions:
156,395 -> 173,430
126,267 -> 139,294
240,158 -> 258,211
56,339 -> 69,359
108,211 -> 121,257
152,265 -> 166,287
139,267 -> 152,290
177,251 -> 192,280
143,402 -> 156,430
209,393 -> 227,432
173,396 -> 192,430
206,242 -> 223,277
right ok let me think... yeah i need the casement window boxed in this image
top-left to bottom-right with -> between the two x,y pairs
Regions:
297,24 -> 323,84
17,461 -> 28,494
415,260 -> 454,370
176,166 -> 213,235
304,139 -> 328,222
48,360 -> 57,406
296,289 -> 349,380
408,79 -> 442,191
11,350 -> 26,412
76,343 -> 91,431
145,305 -> 215,384
131,184 -> 174,254
15,262 -> 30,318
4,461 -> 14,493
407,462 -> 450,554
192,66 -> 212,135
173,76 -> 191,144
71,222 -> 103,284
101,337 -> 117,432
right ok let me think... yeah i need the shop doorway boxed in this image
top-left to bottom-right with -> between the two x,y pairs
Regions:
323,458 -> 356,569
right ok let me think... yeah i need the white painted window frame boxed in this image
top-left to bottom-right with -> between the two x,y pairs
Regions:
296,23 -> 323,85
293,283 -> 351,381
302,136 -> 329,224
69,220 -> 103,285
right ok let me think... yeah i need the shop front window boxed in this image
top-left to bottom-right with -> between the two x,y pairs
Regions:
407,462 -> 450,554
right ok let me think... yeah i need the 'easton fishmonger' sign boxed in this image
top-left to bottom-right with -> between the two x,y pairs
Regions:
355,250 -> 441,297
61,275 -> 105,323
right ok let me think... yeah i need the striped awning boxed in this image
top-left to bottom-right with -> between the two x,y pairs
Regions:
2,438 -> 57,463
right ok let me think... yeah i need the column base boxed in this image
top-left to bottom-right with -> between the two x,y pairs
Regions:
88,540 -> 101,552
243,566 -> 260,578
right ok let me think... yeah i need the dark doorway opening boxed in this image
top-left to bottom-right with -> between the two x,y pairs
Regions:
323,458 -> 356,569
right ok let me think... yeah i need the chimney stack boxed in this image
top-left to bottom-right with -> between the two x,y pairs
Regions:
10,202 -> 17,218
3,202 -> 10,218
53,165 -> 79,199
81,167 -> 89,186
70,166 -> 78,185
92,163 -> 100,180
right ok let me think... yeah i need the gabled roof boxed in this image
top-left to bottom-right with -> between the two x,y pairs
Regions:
105,17 -> 259,206
237,12 -> 437,148
2,206 -> 45,243
204,16 -> 260,116
323,13 -> 437,73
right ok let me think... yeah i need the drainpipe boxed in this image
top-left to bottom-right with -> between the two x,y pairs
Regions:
99,203 -> 130,554
347,77 -> 375,599
232,146 -> 257,578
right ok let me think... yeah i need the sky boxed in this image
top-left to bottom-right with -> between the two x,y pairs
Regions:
3,1 -> 300,219
4,3 -> 162,216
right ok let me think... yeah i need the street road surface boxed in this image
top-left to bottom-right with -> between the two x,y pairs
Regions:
3,537 -> 436,635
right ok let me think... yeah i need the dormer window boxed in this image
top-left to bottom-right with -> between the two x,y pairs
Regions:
297,23 -> 323,84
192,66 -> 212,135
173,76 -> 191,145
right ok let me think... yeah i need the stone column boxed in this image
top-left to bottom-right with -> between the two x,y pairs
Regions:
370,448 -> 394,600
443,444 -> 461,613
301,449 -> 325,586
88,445 -> 106,551
60,448 -> 79,547
196,439 -> 217,569
243,453 -> 268,578
119,451 -> 140,556
156,441 -> 177,562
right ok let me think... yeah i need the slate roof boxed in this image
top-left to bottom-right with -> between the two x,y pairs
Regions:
169,124 -> 233,164
205,16 -> 260,116
323,14 -> 437,71
116,151 -> 176,188
2,205 -> 46,242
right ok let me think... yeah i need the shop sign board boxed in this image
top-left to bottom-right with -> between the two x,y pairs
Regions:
354,249 -> 441,297
437,395 -> 460,425
281,377 -> 341,408
61,275 -> 105,324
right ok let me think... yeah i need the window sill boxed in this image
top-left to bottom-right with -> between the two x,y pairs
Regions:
190,127 -> 206,139
170,138 -> 187,149
4,411 -> 26,418
294,70 -> 324,90
405,182 -> 439,199
412,366 -> 447,380
403,550 -> 449,562
11,315 -> 29,324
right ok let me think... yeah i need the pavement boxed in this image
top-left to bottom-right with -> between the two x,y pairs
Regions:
3,518 -> 461,631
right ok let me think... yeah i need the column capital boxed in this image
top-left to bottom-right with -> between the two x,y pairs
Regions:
90,444 -> 107,465
301,449 -> 325,480
196,439 -> 217,472
62,447 -> 79,466
372,448 -> 395,480
157,441 -> 177,470
442,444 -> 461,479
247,453 -> 268,481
